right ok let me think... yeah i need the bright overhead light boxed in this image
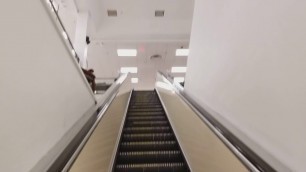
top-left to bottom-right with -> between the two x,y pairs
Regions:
117,49 -> 137,57
131,78 -> 138,83
176,49 -> 189,56
171,67 -> 187,73
120,67 -> 138,74
174,77 -> 185,83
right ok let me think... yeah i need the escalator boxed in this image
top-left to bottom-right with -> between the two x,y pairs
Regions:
113,90 -> 190,172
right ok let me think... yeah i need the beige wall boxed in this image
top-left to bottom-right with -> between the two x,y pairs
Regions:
185,0 -> 306,171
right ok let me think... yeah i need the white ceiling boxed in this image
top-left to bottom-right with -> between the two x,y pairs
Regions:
87,41 -> 188,90
75,0 -> 194,42
55,0 -> 194,89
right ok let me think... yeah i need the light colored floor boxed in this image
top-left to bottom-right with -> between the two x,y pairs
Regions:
157,87 -> 248,172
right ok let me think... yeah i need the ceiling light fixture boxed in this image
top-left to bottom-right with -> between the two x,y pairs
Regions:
120,67 -> 138,74
171,67 -> 187,73
176,49 -> 189,56
131,78 -> 139,83
174,77 -> 185,83
117,49 -> 137,57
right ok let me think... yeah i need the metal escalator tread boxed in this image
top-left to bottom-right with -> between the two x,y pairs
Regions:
113,91 -> 190,172
122,133 -> 175,142
127,116 -> 166,121
116,163 -> 186,172
128,111 -> 165,116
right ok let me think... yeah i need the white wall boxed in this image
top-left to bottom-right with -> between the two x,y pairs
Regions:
55,0 -> 77,43
185,0 -> 306,171
74,12 -> 89,68
0,1 -> 95,171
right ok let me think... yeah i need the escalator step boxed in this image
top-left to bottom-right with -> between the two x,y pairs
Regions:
115,163 -> 186,172
122,133 -> 175,142
128,111 -> 165,116
117,151 -> 183,164
123,127 -> 170,134
120,141 -> 178,151
125,121 -> 168,127
131,103 -> 160,105
127,116 -> 165,121
128,108 -> 164,112
130,105 -> 162,109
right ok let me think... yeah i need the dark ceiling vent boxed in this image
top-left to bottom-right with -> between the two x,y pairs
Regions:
107,10 -> 117,17
155,10 -> 165,17
150,54 -> 162,59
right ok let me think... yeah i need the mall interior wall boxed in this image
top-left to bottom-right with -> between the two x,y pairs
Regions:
0,1 -> 96,171
185,0 -> 306,171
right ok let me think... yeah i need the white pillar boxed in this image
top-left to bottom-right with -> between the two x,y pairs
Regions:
74,12 -> 89,68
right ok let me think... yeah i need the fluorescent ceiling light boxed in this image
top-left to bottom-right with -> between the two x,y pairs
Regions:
131,78 -> 138,83
120,67 -> 138,74
174,77 -> 185,83
171,67 -> 187,73
117,49 -> 137,57
176,49 -> 189,56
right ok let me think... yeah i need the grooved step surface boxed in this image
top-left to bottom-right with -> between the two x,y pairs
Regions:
128,111 -> 165,116
114,91 -> 189,172
126,121 -> 168,127
115,163 -> 186,172
122,133 -> 174,142
127,116 -> 166,121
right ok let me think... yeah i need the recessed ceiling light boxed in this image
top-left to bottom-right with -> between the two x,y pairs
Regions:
155,10 -> 165,17
117,49 -> 137,57
176,49 -> 189,56
171,67 -> 187,73
174,77 -> 185,83
131,78 -> 139,83
120,67 -> 138,74
107,10 -> 117,17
